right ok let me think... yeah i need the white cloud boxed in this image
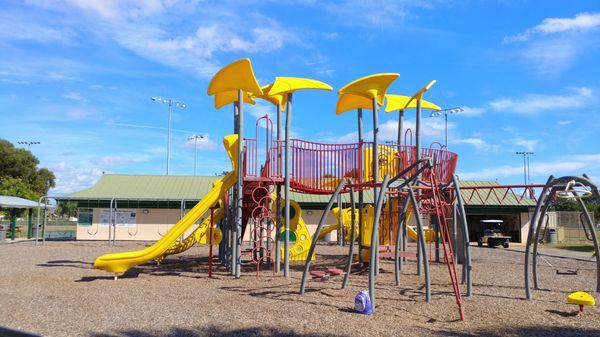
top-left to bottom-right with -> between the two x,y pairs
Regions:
49,161 -> 105,195
558,120 -> 572,126
510,138 -> 538,152
505,12 -> 600,42
185,134 -> 217,151
489,87 -> 594,115
65,107 -> 92,119
337,118 -> 452,144
504,13 -> 600,75
247,100 -> 276,121
63,91 -> 84,101
459,106 -> 485,116
0,11 -> 76,44
459,153 -> 600,181
454,138 -> 498,152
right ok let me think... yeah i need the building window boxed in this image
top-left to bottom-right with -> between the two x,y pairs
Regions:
78,209 -> 93,227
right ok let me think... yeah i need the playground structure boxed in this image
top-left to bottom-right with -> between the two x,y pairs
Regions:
86,58 -> 600,321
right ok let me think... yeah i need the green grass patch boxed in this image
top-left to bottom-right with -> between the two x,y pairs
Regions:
545,242 -> 595,252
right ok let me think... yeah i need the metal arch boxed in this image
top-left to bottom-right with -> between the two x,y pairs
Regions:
525,174 -> 600,299
368,175 -> 390,311
299,179 -> 346,295
452,175 -> 472,297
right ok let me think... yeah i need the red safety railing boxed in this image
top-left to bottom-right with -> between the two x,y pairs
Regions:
244,138 -> 458,194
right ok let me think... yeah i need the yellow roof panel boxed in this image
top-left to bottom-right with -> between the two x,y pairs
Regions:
335,93 -> 373,115
214,90 -> 256,109
338,73 -> 399,105
268,77 -> 333,96
384,94 -> 441,112
207,58 -> 263,96
253,83 -> 287,108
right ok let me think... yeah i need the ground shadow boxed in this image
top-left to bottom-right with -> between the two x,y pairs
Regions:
435,325 -> 600,337
37,260 -> 91,269
88,325 -> 343,337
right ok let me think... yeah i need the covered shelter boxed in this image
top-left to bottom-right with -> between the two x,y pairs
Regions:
0,195 -> 40,240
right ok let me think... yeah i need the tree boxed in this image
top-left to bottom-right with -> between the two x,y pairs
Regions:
0,139 -> 56,200
57,201 -> 78,217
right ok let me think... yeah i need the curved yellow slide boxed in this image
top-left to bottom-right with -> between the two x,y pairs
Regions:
93,135 -> 238,274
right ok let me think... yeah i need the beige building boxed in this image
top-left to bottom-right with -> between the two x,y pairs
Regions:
60,175 -> 538,244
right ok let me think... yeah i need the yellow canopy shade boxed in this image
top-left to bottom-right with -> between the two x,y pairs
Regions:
268,77 -> 333,96
338,73 -> 399,106
335,93 -> 373,115
207,58 -> 263,96
253,84 -> 287,108
214,90 -> 256,109
384,94 -> 441,112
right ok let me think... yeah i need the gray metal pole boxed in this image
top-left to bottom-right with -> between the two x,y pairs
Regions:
452,175 -> 472,296
342,184 -> 356,289
368,175 -> 390,311
167,100 -> 172,175
275,103 -> 282,273
415,99 -> 422,276
300,180 -> 346,294
408,184 -> 430,302
337,194 -> 343,246
372,98 -> 380,276
235,89 -> 244,278
284,93 -> 293,278
576,198 -> 600,292
525,175 -> 553,300
35,196 -> 45,246
532,197 -> 553,289
394,195 -> 411,286
357,108 -> 364,269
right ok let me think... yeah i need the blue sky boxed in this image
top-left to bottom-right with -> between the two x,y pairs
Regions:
1,0 -> 599,194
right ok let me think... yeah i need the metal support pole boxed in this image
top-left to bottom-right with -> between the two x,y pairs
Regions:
235,90 -> 244,278
525,175 -> 553,300
27,208 -> 33,239
408,184 -> 430,302
415,99 -> 422,276
372,98 -> 380,276
342,184 -> 356,289
284,93 -> 293,278
275,103 -> 282,273
577,197 -> 600,292
369,175 -> 390,311
209,207 -> 214,278
337,194 -> 343,246
394,195 -> 411,286
300,180 -> 346,294
452,175 -> 472,296
357,108 -> 364,269
532,197 -> 553,289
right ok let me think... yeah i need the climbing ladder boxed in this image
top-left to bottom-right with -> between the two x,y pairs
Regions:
427,170 -> 465,321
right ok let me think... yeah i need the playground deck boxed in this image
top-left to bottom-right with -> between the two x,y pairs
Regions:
0,241 -> 599,337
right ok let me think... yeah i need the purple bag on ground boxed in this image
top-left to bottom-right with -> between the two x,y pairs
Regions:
354,290 -> 373,315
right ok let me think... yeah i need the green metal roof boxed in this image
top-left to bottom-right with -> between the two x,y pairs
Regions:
61,174 -> 221,201
60,175 -> 534,207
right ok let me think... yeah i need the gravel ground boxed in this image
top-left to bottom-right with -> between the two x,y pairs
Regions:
0,241 -> 599,337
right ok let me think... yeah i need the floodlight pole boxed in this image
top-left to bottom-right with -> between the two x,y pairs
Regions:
188,135 -> 204,176
17,141 -> 41,151
152,96 -> 186,175
516,151 -> 534,185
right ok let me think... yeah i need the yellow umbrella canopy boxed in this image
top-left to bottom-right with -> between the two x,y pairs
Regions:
384,94 -> 441,112
335,93 -> 374,115
214,90 -> 256,109
268,77 -> 333,96
207,58 -> 263,96
338,73 -> 399,106
253,84 -> 287,108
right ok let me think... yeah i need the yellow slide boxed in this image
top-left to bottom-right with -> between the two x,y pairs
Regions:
279,199 -> 314,261
317,207 -> 358,241
93,135 -> 238,274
